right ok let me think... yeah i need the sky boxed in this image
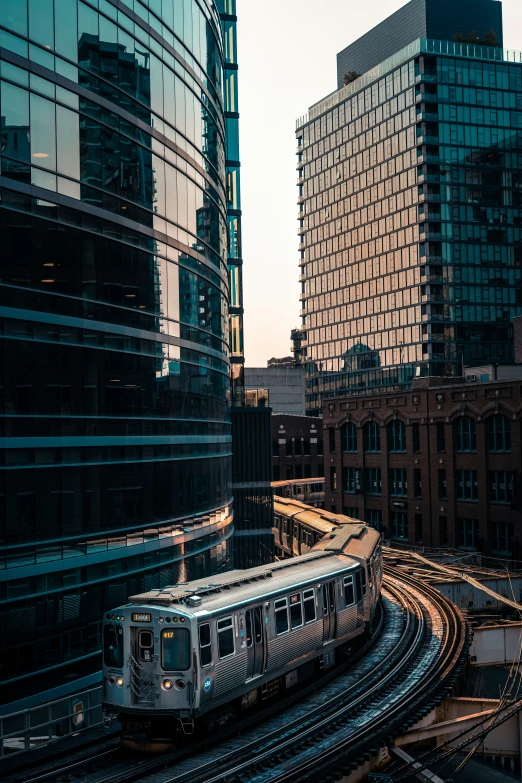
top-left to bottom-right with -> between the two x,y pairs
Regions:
237,0 -> 522,367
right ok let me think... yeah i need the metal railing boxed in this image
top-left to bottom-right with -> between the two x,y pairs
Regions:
0,685 -> 103,759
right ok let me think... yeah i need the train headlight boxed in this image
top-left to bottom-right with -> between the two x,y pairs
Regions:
116,676 -> 124,687
162,679 -> 173,691
108,676 -> 115,686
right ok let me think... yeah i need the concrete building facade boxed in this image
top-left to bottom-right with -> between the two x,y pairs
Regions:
245,367 -> 306,415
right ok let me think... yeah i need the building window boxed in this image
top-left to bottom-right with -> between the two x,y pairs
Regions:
343,467 -> 360,494
436,422 -> 446,452
456,470 -> 478,501
454,417 -> 476,452
330,466 -> 337,491
486,415 -> 511,452
294,439 -> 302,456
295,465 -> 302,479
285,465 -> 293,480
272,440 -> 279,457
489,471 -> 509,504
366,509 -> 382,531
439,515 -> 448,545
414,469 -> 422,498
342,422 -> 357,452
317,439 -> 324,455
438,469 -> 447,500
344,505 -> 359,518
412,423 -> 420,452
388,420 -> 406,452
390,468 -> 407,496
391,512 -> 408,540
415,514 -> 423,543
457,518 -> 479,550
328,428 -> 336,453
286,440 -> 293,456
366,468 -> 382,495
273,466 -> 280,481
490,521 -> 514,555
303,439 -> 310,455
363,421 -> 380,452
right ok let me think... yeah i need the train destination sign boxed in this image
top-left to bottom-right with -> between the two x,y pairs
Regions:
132,613 -> 152,622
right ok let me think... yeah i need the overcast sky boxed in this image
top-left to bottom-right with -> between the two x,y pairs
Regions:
237,0 -> 522,367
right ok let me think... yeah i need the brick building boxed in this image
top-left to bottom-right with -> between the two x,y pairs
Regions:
272,414 -> 324,482
324,376 -> 522,559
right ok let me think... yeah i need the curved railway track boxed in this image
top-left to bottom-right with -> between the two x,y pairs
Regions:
7,569 -> 468,783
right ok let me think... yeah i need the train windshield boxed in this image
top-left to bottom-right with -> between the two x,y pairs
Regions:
162,628 -> 190,671
103,623 -> 124,668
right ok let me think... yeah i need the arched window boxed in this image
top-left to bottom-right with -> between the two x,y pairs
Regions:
453,416 -> 476,452
387,420 -> 406,452
363,421 -> 380,452
487,415 -> 511,452
342,422 -> 357,452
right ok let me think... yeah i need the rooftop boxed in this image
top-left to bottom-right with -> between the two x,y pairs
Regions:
297,37 -> 522,129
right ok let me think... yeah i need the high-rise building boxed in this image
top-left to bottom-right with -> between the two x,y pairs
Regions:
336,0 -> 503,89
217,0 -> 245,402
296,2 -> 522,415
0,0 -> 234,721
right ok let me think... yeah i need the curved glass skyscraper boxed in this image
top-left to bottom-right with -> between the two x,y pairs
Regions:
0,0 -> 234,714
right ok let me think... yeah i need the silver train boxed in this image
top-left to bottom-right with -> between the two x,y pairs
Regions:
102,522 -> 382,748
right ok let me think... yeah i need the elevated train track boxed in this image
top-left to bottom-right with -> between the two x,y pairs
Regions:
7,568 -> 468,783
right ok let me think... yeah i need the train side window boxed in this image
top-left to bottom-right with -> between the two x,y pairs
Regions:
344,576 -> 355,606
290,593 -> 303,629
322,585 -> 329,616
328,581 -> 336,613
245,610 -> 253,647
217,617 -> 235,659
254,608 -> 262,643
303,589 -> 316,623
275,598 -> 289,635
199,623 -> 212,667
355,570 -> 363,602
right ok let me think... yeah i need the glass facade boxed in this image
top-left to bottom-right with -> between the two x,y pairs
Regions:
216,0 -> 244,402
296,39 -> 522,414
0,0 -> 234,710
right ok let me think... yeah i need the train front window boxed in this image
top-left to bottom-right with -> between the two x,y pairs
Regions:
162,628 -> 190,671
103,623 -> 123,668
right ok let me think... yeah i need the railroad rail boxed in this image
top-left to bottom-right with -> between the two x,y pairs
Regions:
7,568 -> 468,783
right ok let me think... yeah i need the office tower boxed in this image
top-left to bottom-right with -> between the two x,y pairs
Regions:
336,0 -> 503,89
296,1 -> 522,416
217,0 -> 244,403
0,0 -> 233,723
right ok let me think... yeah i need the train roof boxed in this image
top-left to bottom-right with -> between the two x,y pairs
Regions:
128,524 -> 379,617
273,496 -> 363,535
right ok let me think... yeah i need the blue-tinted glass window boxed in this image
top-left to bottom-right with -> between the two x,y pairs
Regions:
342,422 -> 357,452
486,415 -> 511,452
453,417 -> 476,452
387,419 -> 406,452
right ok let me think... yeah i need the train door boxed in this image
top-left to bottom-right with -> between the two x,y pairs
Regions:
322,580 -> 337,642
245,606 -> 265,680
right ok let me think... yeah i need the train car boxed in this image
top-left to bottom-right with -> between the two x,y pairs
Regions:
102,523 -> 381,747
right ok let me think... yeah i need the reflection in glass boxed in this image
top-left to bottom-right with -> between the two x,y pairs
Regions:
30,93 -> 56,170
56,106 -> 80,180
29,0 -> 54,51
